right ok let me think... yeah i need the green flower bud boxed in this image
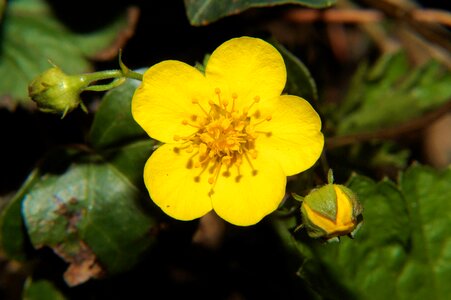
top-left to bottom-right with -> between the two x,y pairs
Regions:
28,66 -> 88,117
299,171 -> 363,241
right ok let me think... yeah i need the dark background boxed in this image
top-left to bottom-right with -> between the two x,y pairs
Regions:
0,0 -> 449,299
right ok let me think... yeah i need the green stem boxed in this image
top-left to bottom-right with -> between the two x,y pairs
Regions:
80,68 -> 143,94
84,78 -> 126,92
124,70 -> 143,81
81,69 -> 143,83
81,69 -> 123,82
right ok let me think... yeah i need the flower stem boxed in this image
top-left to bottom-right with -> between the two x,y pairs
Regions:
80,68 -> 143,93
123,69 -> 144,81
81,69 -> 143,83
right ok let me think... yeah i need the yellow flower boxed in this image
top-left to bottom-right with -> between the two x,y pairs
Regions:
132,37 -> 324,226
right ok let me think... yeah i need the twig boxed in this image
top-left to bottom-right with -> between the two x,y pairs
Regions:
284,8 -> 451,27
412,9 -> 451,27
92,7 -> 140,61
326,101 -> 451,149
285,9 -> 383,23
359,0 -> 451,52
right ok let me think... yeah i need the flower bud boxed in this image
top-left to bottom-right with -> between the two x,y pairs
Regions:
28,66 -> 88,117
299,173 -> 363,241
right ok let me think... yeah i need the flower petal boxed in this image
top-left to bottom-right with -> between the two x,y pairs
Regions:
205,37 -> 286,108
132,60 -> 213,143
211,152 -> 286,226
144,144 -> 213,220
256,95 -> 324,176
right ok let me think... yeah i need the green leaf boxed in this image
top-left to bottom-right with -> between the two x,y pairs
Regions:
184,0 -> 336,26
21,144 -> 155,286
397,165 -> 451,299
336,51 -> 451,135
0,168 -> 40,260
271,39 -> 318,102
22,278 -> 66,300
89,77 -> 146,149
0,0 -> 130,108
292,165 -> 451,300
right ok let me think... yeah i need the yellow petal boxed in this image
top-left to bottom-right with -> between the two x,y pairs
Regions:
144,144 -> 212,220
334,185 -> 354,227
211,151 -> 286,226
256,95 -> 324,176
132,60 -> 213,143
205,37 -> 286,109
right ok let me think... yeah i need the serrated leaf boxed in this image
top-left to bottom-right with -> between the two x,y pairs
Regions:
22,278 -> 66,300
271,39 -> 317,102
336,51 -> 451,135
184,0 -> 336,26
89,77 -> 146,149
21,144 -> 155,285
0,0 -> 130,108
292,165 -> 451,300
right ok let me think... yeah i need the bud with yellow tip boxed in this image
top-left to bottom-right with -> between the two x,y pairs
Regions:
295,170 -> 363,242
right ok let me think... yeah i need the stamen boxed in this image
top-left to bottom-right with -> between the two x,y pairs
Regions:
253,115 -> 272,126
255,130 -> 272,137
194,161 -> 209,182
222,98 -> 228,108
231,93 -> 238,112
183,90 -> 263,186
192,98 -> 210,117
243,95 -> 261,114
208,162 -> 222,185
182,119 -> 202,128
215,87 -> 224,108
243,151 -> 258,176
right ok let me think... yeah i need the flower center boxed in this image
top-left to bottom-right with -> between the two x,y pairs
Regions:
173,88 -> 272,193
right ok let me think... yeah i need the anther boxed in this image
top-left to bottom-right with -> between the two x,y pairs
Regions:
173,135 -> 181,141
215,87 -> 221,94
192,98 -> 199,104
253,96 -> 260,103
